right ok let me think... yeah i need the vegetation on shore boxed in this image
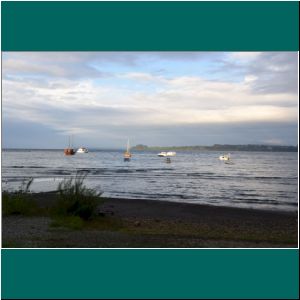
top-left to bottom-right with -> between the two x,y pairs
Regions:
50,175 -> 105,229
3,175 -> 106,230
2,178 -> 41,216
52,175 -> 103,220
132,144 -> 298,152
2,177 -> 298,247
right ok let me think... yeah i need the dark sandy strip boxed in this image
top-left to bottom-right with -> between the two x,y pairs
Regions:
3,192 -> 298,248
33,192 -> 297,229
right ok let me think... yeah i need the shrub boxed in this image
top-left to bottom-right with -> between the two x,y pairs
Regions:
2,192 -> 39,216
2,178 -> 39,216
53,175 -> 103,220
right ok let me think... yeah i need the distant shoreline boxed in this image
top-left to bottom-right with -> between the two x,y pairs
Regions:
132,144 -> 298,152
2,144 -> 298,152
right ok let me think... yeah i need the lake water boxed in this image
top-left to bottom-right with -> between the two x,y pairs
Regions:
1,149 -> 298,212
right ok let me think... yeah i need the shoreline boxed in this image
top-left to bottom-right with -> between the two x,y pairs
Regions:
2,192 -> 298,248
33,192 -> 298,219
26,191 -> 298,215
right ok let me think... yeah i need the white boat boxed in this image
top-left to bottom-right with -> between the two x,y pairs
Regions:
157,151 -> 176,157
219,153 -> 230,161
158,152 -> 167,157
166,151 -> 176,156
77,147 -> 88,153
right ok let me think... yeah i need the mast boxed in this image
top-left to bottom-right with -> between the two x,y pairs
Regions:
127,139 -> 130,153
123,138 -> 131,161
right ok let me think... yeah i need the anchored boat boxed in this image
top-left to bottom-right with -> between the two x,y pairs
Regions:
124,139 -> 132,162
77,147 -> 88,153
219,153 -> 231,161
157,151 -> 176,157
64,136 -> 75,156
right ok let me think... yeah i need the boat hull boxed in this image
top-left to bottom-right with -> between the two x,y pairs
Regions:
158,151 -> 176,157
124,151 -> 131,161
219,155 -> 230,161
64,148 -> 75,155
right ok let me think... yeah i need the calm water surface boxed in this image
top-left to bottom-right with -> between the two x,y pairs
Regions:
1,149 -> 298,211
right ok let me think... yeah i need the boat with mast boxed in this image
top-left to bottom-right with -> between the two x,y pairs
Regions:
124,139 -> 132,161
64,135 -> 75,155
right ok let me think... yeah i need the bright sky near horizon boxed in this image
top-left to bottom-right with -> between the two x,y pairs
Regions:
2,52 -> 298,148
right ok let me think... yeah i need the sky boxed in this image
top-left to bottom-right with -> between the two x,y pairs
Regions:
1,52 -> 298,149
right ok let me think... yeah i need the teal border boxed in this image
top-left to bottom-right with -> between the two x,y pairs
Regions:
1,1 -> 299,51
2,250 -> 299,299
1,1 -> 299,299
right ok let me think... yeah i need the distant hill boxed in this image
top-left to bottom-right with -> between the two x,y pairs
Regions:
132,144 -> 298,152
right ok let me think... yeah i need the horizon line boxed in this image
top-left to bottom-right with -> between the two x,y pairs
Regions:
1,143 -> 298,151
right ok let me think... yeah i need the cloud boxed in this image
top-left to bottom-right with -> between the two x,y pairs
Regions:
228,52 -> 262,61
120,72 -> 164,82
3,118 -> 297,148
2,52 -> 298,147
247,52 -> 298,94
219,52 -> 298,95
2,52 -> 112,80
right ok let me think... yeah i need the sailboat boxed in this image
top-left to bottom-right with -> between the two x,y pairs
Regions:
64,136 -> 75,156
123,139 -> 132,162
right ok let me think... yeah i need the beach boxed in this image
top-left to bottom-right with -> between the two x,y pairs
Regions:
2,192 -> 298,248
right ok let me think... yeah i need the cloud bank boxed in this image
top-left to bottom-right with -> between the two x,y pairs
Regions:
2,52 -> 298,148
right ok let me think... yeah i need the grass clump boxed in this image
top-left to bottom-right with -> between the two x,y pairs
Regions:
84,217 -> 123,231
2,240 -> 21,248
50,216 -> 123,231
52,175 -> 103,220
2,178 -> 40,216
50,216 -> 84,230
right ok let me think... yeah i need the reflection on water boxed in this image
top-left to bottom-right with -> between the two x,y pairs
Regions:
1,149 -> 298,211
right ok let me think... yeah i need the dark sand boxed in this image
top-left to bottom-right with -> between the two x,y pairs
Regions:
2,192 -> 298,248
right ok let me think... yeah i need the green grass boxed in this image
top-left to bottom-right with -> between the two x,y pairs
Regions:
50,216 -> 84,230
50,215 -> 123,231
2,192 -> 40,216
51,174 -> 104,220
2,179 -> 41,216
2,240 -> 21,248
84,216 -> 123,231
